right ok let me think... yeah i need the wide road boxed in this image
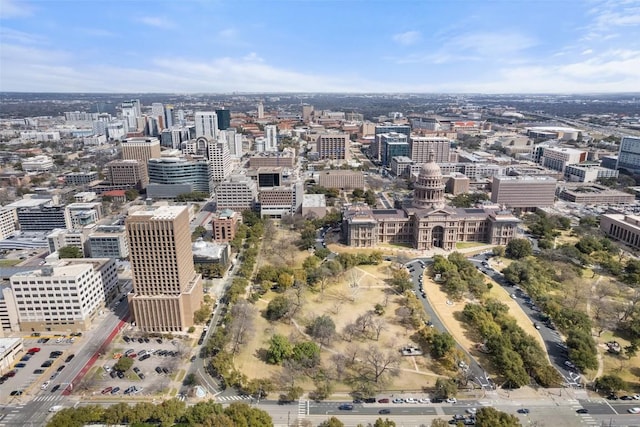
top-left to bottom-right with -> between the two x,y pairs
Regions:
1,300 -> 130,426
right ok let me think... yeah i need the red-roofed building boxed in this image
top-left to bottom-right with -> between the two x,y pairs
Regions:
102,190 -> 126,203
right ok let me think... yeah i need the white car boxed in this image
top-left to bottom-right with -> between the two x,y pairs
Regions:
447,398 -> 457,404
41,381 -> 50,390
628,407 -> 640,414
466,408 -> 477,414
404,398 -> 417,403
418,398 -> 431,404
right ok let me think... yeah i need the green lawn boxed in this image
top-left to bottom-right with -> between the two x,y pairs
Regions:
0,259 -> 22,267
455,241 -> 486,249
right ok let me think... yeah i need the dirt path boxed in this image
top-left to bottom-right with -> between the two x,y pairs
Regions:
588,275 -> 605,380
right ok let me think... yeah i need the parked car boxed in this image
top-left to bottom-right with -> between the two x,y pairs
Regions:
377,398 -> 390,404
15,363 -> 26,368
101,387 -> 113,394
392,398 -> 404,404
65,354 -> 75,363
518,408 -> 530,414
27,347 -> 41,353
111,387 -> 120,395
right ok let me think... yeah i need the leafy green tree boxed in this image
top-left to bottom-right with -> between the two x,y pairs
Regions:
624,259 -> 640,286
114,356 -> 134,372
265,295 -> 291,321
124,189 -> 139,201
505,238 -> 532,259
58,245 -> 83,258
389,268 -> 413,292
183,373 -> 198,386
373,418 -> 397,427
307,314 -> 336,345
291,341 -> 321,367
475,407 -> 522,427
223,402 -> 272,427
364,189 -> 377,206
315,247 -> 331,259
492,246 -> 505,257
266,334 -> 293,365
434,377 -> 457,398
594,374 -> 626,395
429,331 -> 456,359
319,416 -> 346,427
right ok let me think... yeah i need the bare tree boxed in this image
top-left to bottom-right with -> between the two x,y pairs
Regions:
371,318 -> 387,341
345,344 -> 360,365
349,269 -> 362,288
363,345 -> 399,383
330,353 -> 348,381
355,312 -> 373,335
342,323 -> 358,342
229,301 -> 256,354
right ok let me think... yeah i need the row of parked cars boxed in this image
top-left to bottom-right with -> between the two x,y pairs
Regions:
100,385 -> 143,395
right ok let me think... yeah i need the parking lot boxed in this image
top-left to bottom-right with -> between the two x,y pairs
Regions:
82,333 -> 196,398
0,334 -> 80,405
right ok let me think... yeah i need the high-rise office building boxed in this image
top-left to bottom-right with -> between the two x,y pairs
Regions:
264,125 -> 278,152
216,109 -> 231,130
151,103 -> 165,129
126,205 -> 203,332
164,105 -> 174,128
257,102 -> 264,119
410,136 -> 451,163
121,137 -> 162,164
617,136 -> 640,174
207,138 -> 231,184
121,99 -> 142,132
195,111 -> 218,139
379,132 -> 410,166
302,104 -> 314,122
316,133 -> 351,161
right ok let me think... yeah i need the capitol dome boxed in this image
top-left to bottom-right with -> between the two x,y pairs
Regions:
420,160 -> 442,177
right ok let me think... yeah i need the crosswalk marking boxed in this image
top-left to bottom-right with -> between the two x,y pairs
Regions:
215,395 -> 251,402
31,395 -> 64,403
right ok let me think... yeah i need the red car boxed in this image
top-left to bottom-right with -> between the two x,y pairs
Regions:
27,347 -> 41,354
101,386 -> 113,394
378,398 -> 390,404
128,353 -> 137,358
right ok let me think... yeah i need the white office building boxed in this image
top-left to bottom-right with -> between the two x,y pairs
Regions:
207,138 -> 231,184
617,136 -> 640,174
265,125 -> 278,152
195,111 -> 218,139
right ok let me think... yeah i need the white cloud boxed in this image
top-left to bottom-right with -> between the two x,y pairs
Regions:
137,16 -> 175,29
218,28 -> 237,39
392,31 -> 421,46
0,27 -> 45,44
0,0 -> 33,19
581,49 -> 593,55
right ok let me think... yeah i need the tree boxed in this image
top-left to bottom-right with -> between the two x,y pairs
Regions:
594,374 -> 626,395
318,416 -> 345,427
505,238 -> 532,259
431,420 -> 450,427
183,373 -> 198,386
124,189 -> 139,201
429,331 -> 456,359
291,341 -> 321,368
229,301 -> 256,355
114,356 -> 134,372
58,245 -> 83,258
373,419 -> 397,427
434,377 -> 457,398
307,315 -> 336,346
363,345 -> 399,383
223,402 -> 273,427
266,334 -> 293,365
389,268 -> 413,292
265,295 -> 291,321
475,407 -> 522,427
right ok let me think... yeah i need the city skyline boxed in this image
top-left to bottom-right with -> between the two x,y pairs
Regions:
0,0 -> 639,94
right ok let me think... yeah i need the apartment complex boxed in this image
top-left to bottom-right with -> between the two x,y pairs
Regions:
600,214 -> 640,251
215,175 -> 258,211
211,209 -> 240,243
491,176 -> 557,211
126,205 -> 203,332
315,133 -> 351,161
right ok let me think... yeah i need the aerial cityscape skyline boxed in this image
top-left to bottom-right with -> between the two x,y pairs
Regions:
1,0 -> 639,93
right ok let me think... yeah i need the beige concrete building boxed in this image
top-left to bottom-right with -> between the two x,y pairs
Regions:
316,133 -> 351,161
105,159 -> 148,189
215,175 -> 258,211
121,137 -> 161,164
491,176 -> 557,211
600,214 -> 640,250
301,194 -> 327,219
317,170 -> 365,190
343,160 -> 519,250
126,205 -> 203,332
9,259 -> 116,332
409,136 -> 451,163
444,173 -> 471,195
557,184 -> 635,205
249,152 -> 295,168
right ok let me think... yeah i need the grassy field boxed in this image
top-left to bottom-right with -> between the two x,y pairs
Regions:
0,259 -> 21,267
455,242 -> 487,250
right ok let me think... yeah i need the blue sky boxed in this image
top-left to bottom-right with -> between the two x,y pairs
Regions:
1,0 -> 639,93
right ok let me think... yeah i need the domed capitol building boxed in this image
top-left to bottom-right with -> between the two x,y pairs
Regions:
342,159 -> 520,251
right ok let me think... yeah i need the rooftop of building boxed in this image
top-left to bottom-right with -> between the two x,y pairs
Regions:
11,262 -> 92,279
0,337 -> 22,354
302,194 -> 326,207
6,197 -> 52,208
215,209 -> 238,219
494,175 -> 557,182
128,205 -> 186,220
192,238 -> 228,259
